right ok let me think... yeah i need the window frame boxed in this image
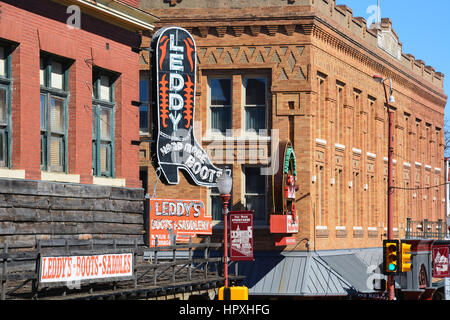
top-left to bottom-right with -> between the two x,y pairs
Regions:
242,76 -> 268,135
139,71 -> 150,135
242,165 -> 267,223
335,81 -> 345,144
40,54 -> 70,173
207,76 -> 233,136
92,68 -> 117,178
0,44 -> 12,168
316,74 -> 327,139
209,165 -> 233,222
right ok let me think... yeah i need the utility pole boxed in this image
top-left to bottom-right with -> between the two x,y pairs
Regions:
373,75 -> 396,300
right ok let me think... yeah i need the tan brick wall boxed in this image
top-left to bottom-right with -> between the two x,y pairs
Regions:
139,0 -> 447,252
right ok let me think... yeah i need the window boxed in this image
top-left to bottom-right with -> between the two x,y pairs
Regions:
317,74 -> 326,138
209,165 -> 233,221
335,169 -> 343,226
426,123 -> 432,164
244,77 -> 266,133
209,78 -> 232,135
353,89 -> 362,147
92,69 -> 116,177
368,96 -> 376,153
404,180 -> 410,220
0,45 -> 11,168
316,164 -> 325,225
139,72 -> 149,134
353,171 -> 360,226
415,118 -> 421,162
243,166 -> 266,222
40,54 -> 69,172
368,174 -> 375,226
336,82 -> 345,144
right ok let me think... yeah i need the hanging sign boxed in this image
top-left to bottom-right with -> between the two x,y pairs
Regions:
270,140 -> 299,238
432,245 -> 450,278
150,26 -> 222,186
148,198 -> 212,247
229,211 -> 254,261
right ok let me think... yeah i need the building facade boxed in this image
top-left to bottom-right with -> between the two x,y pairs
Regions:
138,0 -> 447,297
0,0 -> 157,248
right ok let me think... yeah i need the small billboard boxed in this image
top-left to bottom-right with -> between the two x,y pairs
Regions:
432,245 -> 450,278
148,198 -> 212,247
229,211 -> 254,261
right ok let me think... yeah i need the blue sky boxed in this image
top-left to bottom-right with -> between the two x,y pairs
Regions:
336,0 -> 450,122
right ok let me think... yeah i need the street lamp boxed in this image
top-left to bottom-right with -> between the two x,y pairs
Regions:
217,169 -> 232,287
373,74 -> 396,300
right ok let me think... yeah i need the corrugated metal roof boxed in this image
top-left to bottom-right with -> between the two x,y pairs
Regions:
238,248 -> 383,297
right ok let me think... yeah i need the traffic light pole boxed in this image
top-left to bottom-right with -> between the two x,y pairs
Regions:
384,81 -> 395,301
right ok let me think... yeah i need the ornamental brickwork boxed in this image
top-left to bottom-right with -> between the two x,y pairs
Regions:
138,0 -> 447,251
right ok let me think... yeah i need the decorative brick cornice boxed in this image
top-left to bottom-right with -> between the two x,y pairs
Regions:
198,26 -> 209,38
266,25 -> 278,36
249,25 -> 261,37
232,26 -> 245,37
172,19 -> 445,106
216,26 -> 227,37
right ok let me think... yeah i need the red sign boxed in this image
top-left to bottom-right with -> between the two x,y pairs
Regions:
432,245 -> 450,278
274,236 -> 296,246
270,214 -> 299,234
149,199 -> 212,247
229,211 -> 254,261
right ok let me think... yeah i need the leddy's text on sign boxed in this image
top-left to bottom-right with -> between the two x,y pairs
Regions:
40,253 -> 133,283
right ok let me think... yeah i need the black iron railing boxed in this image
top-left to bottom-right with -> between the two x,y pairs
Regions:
405,218 -> 448,240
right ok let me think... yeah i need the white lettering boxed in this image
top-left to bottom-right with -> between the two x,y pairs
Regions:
170,33 -> 184,52
170,73 -> 184,91
66,5 -> 81,30
170,53 -> 184,71
169,93 -> 184,111
169,113 -> 182,131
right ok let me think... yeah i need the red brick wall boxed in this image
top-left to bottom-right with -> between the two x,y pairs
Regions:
0,0 -> 142,188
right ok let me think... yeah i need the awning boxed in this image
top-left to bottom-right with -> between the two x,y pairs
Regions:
237,248 -> 384,297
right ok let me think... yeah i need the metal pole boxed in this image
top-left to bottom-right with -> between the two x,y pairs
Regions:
221,194 -> 231,288
383,80 -> 395,300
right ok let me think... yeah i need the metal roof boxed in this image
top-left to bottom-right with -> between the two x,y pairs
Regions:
237,248 -> 383,297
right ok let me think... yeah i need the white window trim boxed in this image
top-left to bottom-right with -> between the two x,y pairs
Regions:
0,168 -> 25,179
41,171 -> 80,184
92,176 -> 125,187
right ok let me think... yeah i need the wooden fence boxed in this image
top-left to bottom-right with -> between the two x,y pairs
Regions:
0,238 -> 241,300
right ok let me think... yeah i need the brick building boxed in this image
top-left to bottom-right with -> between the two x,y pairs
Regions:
0,0 -> 157,248
138,0 -> 447,297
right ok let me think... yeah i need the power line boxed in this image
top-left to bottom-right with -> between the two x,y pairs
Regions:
392,181 -> 449,191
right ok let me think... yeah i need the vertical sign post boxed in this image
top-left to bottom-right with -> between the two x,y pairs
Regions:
229,211 -> 254,261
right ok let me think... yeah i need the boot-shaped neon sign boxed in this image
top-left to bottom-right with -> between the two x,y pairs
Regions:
151,26 -> 223,186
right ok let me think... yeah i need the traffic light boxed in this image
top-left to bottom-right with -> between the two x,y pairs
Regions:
400,241 -> 412,272
383,240 -> 399,274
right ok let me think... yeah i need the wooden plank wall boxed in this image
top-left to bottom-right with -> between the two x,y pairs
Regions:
0,179 -> 145,250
